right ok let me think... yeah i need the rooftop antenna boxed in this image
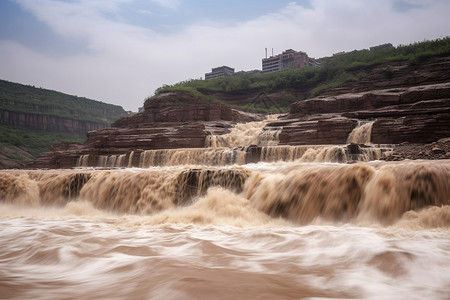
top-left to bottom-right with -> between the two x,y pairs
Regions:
272,48 -> 274,56
265,48 -> 267,59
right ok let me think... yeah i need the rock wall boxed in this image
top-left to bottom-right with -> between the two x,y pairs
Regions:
276,83 -> 450,145
0,109 -> 108,134
26,57 -> 450,168
114,91 -> 259,128
27,91 -> 264,168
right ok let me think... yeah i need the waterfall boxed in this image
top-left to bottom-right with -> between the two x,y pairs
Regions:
96,154 -> 127,168
136,144 -> 391,167
139,148 -> 247,167
205,115 -> 281,148
2,161 -> 449,223
128,151 -> 134,167
347,121 -> 374,144
74,117 -> 391,168
76,155 -> 90,167
76,143 -> 390,168
97,155 -> 107,168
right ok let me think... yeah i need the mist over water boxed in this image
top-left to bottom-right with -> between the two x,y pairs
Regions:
2,116 -> 450,299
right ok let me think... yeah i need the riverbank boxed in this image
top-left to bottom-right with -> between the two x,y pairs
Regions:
384,138 -> 450,161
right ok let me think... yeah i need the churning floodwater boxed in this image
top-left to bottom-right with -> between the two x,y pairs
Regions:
1,117 -> 450,299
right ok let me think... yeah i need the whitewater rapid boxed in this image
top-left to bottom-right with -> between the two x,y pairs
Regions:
1,207 -> 449,300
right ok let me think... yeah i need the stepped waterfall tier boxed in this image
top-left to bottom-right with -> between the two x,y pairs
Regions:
1,159 -> 450,299
347,121 -> 374,144
74,115 -> 390,168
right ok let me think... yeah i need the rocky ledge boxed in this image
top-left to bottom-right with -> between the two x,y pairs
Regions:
26,57 -> 450,168
27,91 -> 263,168
273,82 -> 450,145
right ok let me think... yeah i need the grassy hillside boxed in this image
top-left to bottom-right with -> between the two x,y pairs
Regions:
0,125 -> 86,158
0,80 -> 126,167
0,79 -> 125,124
155,37 -> 450,112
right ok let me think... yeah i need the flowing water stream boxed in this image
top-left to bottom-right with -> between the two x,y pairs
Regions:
347,121 -> 374,144
2,116 -> 450,299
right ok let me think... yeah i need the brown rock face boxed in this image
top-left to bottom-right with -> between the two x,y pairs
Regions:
274,116 -> 356,145
114,91 -> 258,128
276,81 -> 450,145
27,57 -> 450,168
0,110 -> 108,135
28,91 -> 264,168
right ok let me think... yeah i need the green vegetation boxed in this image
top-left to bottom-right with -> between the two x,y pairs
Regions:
0,79 -> 126,165
0,79 -> 125,125
155,67 -> 321,96
155,37 -> 450,111
0,125 -> 86,159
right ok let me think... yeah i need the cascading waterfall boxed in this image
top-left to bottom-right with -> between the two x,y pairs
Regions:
2,115 -> 449,299
205,115 -> 281,147
1,161 -> 449,223
257,126 -> 282,146
76,154 -> 90,167
136,144 -> 388,167
75,117 -> 391,168
347,120 -> 375,144
96,154 -> 127,168
139,147 -> 247,167
128,151 -> 134,167
117,154 -> 126,167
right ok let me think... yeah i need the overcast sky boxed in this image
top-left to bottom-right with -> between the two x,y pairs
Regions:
0,0 -> 449,111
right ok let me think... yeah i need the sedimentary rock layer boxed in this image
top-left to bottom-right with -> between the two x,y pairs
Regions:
25,57 -> 450,168
276,82 -> 450,145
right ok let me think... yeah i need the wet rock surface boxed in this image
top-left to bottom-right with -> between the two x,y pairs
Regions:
384,138 -> 450,161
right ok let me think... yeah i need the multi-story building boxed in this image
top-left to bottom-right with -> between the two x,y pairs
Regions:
261,55 -> 281,74
205,66 -> 235,80
262,49 -> 311,74
205,49 -> 320,79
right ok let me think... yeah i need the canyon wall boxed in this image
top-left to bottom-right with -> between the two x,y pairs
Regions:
0,79 -> 128,169
0,110 -> 108,135
26,57 -> 450,168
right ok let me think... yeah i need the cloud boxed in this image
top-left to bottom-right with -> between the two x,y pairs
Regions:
1,0 -> 449,111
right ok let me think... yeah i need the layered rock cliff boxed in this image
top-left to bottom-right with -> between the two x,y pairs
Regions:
27,92 -> 264,168
0,79 -> 126,131
0,110 -> 108,135
0,79 -> 127,169
27,56 -> 450,168
269,57 -> 450,145
275,82 -> 450,145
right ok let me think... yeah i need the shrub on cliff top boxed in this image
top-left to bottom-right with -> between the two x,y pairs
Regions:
155,37 -> 450,99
